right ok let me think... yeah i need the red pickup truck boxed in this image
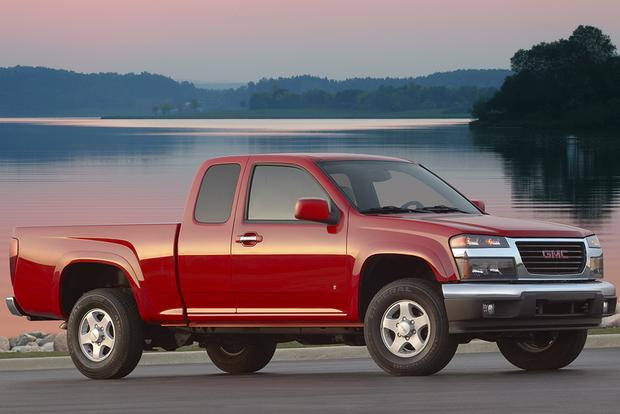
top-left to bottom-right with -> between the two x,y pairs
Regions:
6,154 -> 617,379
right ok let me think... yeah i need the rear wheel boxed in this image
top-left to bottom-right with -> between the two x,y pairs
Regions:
364,279 -> 458,376
67,288 -> 144,379
206,338 -> 277,374
497,330 -> 587,371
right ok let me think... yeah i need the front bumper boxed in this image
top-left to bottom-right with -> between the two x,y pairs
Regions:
442,281 -> 617,333
5,296 -> 25,317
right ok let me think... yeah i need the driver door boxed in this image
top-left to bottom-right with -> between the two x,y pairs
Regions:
231,162 -> 349,321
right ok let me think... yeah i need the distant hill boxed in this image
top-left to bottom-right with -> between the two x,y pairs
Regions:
0,66 -> 205,116
248,83 -> 496,115
245,69 -> 511,94
0,66 -> 510,116
412,69 -> 512,89
191,81 -> 246,90
204,69 -> 511,112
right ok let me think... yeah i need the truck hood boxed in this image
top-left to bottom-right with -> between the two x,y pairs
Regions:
399,213 -> 591,238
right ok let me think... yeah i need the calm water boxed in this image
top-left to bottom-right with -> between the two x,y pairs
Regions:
1,118 -> 619,335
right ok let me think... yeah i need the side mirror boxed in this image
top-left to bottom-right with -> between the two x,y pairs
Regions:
295,198 -> 335,224
471,200 -> 486,213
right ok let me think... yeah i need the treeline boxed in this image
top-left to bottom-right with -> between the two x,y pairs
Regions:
0,66 -> 205,116
202,69 -> 510,112
246,70 -> 510,93
249,83 -> 496,113
0,66 -> 510,117
473,26 -> 620,128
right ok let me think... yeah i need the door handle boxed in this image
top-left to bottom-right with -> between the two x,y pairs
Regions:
235,232 -> 263,245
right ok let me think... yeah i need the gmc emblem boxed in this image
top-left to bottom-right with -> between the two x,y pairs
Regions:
541,250 -> 569,259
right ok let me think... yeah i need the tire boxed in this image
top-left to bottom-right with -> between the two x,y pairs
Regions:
497,330 -> 587,371
364,278 -> 458,376
206,338 -> 277,374
67,288 -> 144,379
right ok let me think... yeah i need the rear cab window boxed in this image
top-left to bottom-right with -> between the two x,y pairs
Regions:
194,163 -> 241,223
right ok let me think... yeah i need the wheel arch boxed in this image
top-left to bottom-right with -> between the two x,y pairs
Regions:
357,253 -> 444,321
55,254 -> 147,320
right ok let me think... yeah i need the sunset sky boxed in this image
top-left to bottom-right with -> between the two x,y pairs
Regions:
1,0 -> 619,81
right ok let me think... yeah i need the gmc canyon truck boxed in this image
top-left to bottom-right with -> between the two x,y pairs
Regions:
6,154 -> 617,379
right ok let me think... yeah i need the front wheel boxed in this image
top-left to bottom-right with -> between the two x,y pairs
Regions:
364,279 -> 458,376
497,330 -> 587,371
67,288 -> 144,379
206,338 -> 277,374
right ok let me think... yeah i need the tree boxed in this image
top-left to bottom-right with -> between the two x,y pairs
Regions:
510,25 -> 617,74
569,25 -> 616,63
189,99 -> 200,112
160,103 -> 174,115
475,25 -> 620,127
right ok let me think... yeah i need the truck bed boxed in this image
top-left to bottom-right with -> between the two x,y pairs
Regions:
12,223 -> 184,323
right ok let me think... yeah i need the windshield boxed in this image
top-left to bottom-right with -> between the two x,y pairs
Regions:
319,160 -> 480,214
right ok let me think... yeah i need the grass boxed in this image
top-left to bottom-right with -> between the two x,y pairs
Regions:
103,108 -> 471,120
588,327 -> 620,335
1,329 -> 618,359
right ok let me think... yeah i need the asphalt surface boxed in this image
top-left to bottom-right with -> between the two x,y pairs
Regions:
1,348 -> 619,413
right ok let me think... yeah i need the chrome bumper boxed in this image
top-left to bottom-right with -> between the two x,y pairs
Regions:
5,297 -> 25,317
442,281 -> 617,333
442,280 -> 616,299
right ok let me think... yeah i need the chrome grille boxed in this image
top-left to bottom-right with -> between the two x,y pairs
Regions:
516,241 -> 586,275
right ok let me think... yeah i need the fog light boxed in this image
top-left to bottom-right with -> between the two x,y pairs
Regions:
483,303 -> 495,316
603,300 -> 609,314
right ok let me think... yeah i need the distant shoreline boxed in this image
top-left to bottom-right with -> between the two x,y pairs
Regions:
102,108 -> 471,120
469,119 -> 620,130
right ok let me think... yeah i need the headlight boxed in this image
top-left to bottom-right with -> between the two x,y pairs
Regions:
450,234 -> 508,249
454,256 -> 517,280
586,235 -> 603,278
450,234 -> 515,280
586,235 -> 601,248
589,255 -> 604,277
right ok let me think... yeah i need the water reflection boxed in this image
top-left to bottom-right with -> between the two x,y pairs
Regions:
471,128 -> 620,221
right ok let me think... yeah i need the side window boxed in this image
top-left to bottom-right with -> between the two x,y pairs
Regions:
247,165 -> 329,221
194,163 -> 241,223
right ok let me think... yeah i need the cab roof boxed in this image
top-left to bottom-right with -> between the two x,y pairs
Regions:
205,153 -> 413,163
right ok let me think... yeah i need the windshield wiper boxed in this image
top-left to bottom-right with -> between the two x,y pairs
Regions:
360,206 -> 431,214
360,205 -> 469,215
414,205 -> 469,214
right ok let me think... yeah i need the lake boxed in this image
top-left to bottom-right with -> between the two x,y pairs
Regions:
1,118 -> 619,336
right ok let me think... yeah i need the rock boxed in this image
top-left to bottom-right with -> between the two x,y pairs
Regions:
602,313 -> 620,328
12,342 -> 40,353
53,331 -> 68,353
26,331 -> 47,339
14,333 -> 37,347
9,337 -> 18,348
36,334 -> 56,346
0,336 -> 9,352
40,342 -> 54,352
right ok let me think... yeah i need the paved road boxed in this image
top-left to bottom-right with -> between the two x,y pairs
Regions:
2,349 -> 619,413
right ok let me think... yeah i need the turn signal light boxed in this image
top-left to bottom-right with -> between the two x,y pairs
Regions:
9,238 -> 18,281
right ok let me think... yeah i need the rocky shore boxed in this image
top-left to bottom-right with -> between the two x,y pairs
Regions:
0,331 -> 67,353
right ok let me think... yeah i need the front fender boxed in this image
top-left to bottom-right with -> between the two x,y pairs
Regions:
349,225 -> 458,282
